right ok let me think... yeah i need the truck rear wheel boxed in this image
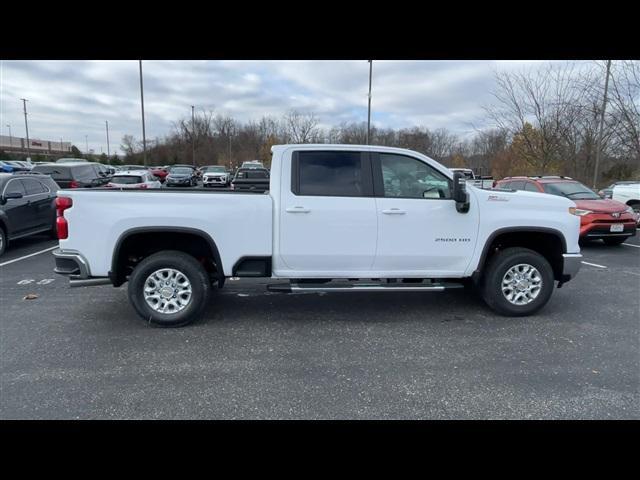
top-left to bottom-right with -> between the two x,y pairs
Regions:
480,247 -> 554,317
127,250 -> 211,327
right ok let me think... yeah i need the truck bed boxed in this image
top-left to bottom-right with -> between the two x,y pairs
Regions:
57,188 -> 273,277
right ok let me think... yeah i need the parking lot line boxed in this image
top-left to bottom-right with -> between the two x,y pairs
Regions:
622,243 -> 640,248
0,246 -> 58,267
581,261 -> 607,269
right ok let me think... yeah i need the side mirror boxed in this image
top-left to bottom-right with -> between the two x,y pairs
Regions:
452,172 -> 470,213
4,192 -> 24,200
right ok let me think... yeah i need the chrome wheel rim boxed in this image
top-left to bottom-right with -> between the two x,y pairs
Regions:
143,268 -> 192,314
501,263 -> 542,306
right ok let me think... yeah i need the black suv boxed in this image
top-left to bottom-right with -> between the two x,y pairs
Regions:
31,162 -> 111,188
0,173 -> 59,256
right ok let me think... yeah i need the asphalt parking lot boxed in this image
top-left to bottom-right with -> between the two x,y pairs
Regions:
1,232 -> 638,419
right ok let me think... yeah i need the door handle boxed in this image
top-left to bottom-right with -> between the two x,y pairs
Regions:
382,208 -> 406,215
286,206 -> 310,213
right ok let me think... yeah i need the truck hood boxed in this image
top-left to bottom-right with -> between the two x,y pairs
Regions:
574,198 -> 628,213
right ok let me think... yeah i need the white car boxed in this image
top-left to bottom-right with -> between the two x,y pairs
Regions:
611,183 -> 640,225
53,144 -> 582,327
106,170 -> 161,190
201,165 -> 230,187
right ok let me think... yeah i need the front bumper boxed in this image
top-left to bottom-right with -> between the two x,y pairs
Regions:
561,253 -> 582,282
52,249 -> 111,287
580,213 -> 637,239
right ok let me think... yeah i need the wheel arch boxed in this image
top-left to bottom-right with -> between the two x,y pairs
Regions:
473,227 -> 567,283
109,226 -> 224,287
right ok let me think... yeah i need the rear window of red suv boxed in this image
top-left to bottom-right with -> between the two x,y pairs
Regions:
542,181 -> 600,200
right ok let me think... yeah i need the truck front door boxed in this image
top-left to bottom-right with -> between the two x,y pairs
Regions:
370,153 -> 479,276
278,150 -> 377,275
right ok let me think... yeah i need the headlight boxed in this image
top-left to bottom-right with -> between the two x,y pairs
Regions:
569,207 -> 593,216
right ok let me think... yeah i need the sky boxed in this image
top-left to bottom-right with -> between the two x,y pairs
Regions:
0,60 -> 589,155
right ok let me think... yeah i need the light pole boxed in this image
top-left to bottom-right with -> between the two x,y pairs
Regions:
6,124 -> 12,148
191,105 -> 196,166
60,137 -> 64,154
367,60 -> 373,145
105,120 -> 110,156
85,135 -> 89,154
21,98 -> 30,159
593,59 -> 612,189
139,60 -> 148,166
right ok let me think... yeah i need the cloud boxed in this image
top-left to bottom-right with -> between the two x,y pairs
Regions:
0,59 -> 595,154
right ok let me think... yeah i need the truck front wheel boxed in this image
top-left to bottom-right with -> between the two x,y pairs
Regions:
127,250 -> 211,327
480,247 -> 555,317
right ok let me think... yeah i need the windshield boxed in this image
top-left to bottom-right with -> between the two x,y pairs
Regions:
203,166 -> 225,173
171,168 -> 192,175
112,175 -> 143,184
542,182 -> 600,200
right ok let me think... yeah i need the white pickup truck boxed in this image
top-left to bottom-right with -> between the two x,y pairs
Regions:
52,144 -> 582,327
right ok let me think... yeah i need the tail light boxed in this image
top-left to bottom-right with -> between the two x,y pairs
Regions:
69,180 -> 79,188
139,184 -> 148,189
55,196 -> 73,239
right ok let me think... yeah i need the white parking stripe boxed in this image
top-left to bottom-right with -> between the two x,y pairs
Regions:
581,261 -> 607,269
622,243 -> 640,248
0,246 -> 58,267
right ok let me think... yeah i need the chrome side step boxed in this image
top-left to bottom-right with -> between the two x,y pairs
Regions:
267,281 -> 463,293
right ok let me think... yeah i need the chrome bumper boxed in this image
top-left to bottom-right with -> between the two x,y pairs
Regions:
52,249 -> 111,287
562,253 -> 582,280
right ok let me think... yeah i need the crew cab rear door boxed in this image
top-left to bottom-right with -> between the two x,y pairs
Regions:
370,152 -> 479,276
278,150 -> 377,274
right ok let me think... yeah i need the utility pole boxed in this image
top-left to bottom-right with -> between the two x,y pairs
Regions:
139,60 -> 148,166
6,124 -> 12,148
85,135 -> 89,153
60,137 -> 64,154
367,60 -> 373,145
593,60 -> 612,189
191,105 -> 196,166
21,98 -> 30,159
105,120 -> 110,156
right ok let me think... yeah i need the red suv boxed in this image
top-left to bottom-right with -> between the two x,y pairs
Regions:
494,176 -> 638,245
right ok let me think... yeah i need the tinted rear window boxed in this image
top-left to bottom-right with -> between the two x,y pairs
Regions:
21,178 -> 48,194
73,165 -> 97,181
296,151 -> 364,197
112,175 -> 144,184
236,169 -> 268,179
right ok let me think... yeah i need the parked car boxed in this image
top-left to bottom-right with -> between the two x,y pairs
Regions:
31,162 -> 111,189
1,161 -> 30,172
148,166 -> 169,183
495,176 -> 637,245
611,182 -> 640,226
450,168 -> 493,189
598,181 -> 639,199
201,165 -> 230,187
53,144 -> 583,327
106,170 -> 162,189
230,167 -> 269,192
165,166 -> 198,187
0,172 -> 59,256
7,161 -> 33,170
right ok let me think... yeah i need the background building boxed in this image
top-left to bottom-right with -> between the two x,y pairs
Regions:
0,135 -> 72,157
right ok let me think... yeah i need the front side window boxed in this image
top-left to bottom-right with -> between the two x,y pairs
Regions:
524,182 -> 539,192
380,154 -> 451,199
295,151 -> 367,197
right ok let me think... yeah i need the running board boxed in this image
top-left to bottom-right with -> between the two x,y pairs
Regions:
267,281 -> 463,293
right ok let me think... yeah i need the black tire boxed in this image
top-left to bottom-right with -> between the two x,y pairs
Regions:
602,237 -> 627,246
480,247 -> 555,317
127,250 -> 211,327
0,227 -> 6,257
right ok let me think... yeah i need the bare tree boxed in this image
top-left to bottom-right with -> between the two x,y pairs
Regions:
283,110 -> 320,143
